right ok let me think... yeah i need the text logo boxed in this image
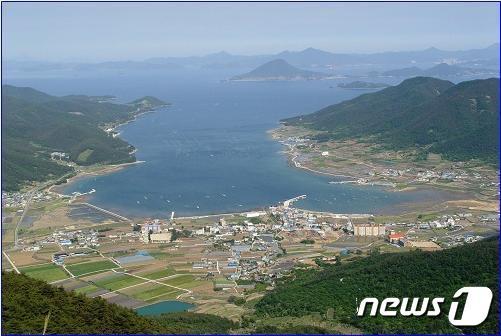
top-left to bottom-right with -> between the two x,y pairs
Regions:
357,287 -> 493,327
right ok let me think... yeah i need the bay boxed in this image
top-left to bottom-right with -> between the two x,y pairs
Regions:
7,70 -> 455,218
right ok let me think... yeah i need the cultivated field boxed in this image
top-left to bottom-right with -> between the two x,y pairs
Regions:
66,259 -> 119,276
19,263 -> 69,282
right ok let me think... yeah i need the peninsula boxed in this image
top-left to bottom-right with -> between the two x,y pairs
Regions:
1,85 -> 168,191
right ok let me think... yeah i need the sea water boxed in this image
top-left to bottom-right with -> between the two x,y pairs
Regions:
6,69 -> 456,217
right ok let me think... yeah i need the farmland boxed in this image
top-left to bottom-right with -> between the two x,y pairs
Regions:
19,263 -> 69,282
66,259 -> 119,276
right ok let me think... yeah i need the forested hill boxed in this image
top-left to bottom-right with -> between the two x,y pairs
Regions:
254,237 -> 499,334
283,77 -> 499,164
2,85 -> 166,191
2,272 -> 236,334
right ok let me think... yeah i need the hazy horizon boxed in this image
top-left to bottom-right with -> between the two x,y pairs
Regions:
2,2 -> 499,62
3,43 -> 500,65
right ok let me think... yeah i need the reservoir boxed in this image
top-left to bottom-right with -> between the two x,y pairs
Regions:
6,69 -> 457,217
136,300 -> 195,316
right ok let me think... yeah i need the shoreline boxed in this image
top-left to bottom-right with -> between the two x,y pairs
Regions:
49,161 -> 146,196
46,104 -> 170,196
269,125 -> 498,214
41,118 -> 497,221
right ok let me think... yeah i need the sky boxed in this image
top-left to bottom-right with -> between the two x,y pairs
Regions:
2,2 -> 499,62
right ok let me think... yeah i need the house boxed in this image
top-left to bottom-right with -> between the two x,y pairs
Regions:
193,261 -> 207,269
245,211 -> 265,218
141,219 -> 163,234
227,260 -> 239,268
232,244 -> 251,253
387,232 -> 405,244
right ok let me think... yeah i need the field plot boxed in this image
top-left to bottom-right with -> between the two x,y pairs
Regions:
66,259 -> 119,276
20,263 -> 69,282
63,255 -> 103,265
119,282 -> 180,301
144,289 -> 185,303
214,278 -> 234,285
74,284 -> 102,295
6,250 -> 50,266
161,274 -> 203,289
93,273 -> 145,291
102,292 -> 144,309
138,268 -> 176,280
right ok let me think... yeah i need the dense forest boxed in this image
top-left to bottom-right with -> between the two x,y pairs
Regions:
254,237 -> 499,334
2,85 -> 166,191
2,272 -> 236,334
283,77 -> 499,164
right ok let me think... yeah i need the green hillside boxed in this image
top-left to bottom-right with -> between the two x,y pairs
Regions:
254,237 -> 499,334
2,85 -> 166,190
283,77 -> 499,163
2,272 -> 236,334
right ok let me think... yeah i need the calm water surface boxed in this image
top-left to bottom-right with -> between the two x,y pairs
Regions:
6,70 -> 454,217
135,300 -> 195,316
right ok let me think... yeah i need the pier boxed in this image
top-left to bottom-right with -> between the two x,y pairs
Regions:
283,194 -> 307,208
81,202 -> 131,222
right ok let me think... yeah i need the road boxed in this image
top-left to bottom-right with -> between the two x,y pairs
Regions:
12,174 -> 72,250
13,191 -> 35,249
2,251 -> 20,273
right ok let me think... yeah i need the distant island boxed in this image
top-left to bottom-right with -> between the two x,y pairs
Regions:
338,81 -> 391,89
230,59 -> 331,81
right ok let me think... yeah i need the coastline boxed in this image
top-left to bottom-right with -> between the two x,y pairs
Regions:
268,127 -> 372,181
48,160 -> 146,196
46,104 -> 169,196
43,115 -> 497,220
268,125 -> 499,214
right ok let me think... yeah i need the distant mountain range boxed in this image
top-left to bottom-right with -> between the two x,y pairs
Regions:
2,85 -> 166,190
283,76 -> 499,163
5,44 -> 499,75
230,59 -> 331,81
380,63 -> 499,77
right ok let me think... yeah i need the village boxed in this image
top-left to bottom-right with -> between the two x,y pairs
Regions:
6,192 -> 498,286
2,183 -> 499,321
275,131 -> 500,200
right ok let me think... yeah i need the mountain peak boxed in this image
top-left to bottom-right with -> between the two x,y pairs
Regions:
230,58 -> 328,81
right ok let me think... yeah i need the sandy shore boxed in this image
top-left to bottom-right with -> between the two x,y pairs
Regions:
49,161 -> 146,196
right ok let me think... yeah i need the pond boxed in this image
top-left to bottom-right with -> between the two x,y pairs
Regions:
135,300 -> 195,316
